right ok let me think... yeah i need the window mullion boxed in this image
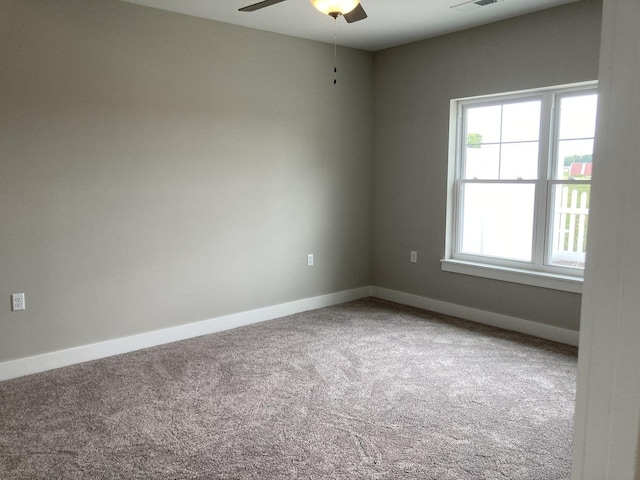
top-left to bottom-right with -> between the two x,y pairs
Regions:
533,92 -> 554,269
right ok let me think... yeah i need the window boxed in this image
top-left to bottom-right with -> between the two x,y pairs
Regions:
442,83 -> 598,292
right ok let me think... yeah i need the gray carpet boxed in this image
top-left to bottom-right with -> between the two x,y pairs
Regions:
0,297 -> 577,479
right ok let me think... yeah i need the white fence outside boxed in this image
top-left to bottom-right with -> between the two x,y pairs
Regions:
551,186 -> 589,267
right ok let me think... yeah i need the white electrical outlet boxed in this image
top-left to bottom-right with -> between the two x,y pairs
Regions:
410,251 -> 418,263
11,293 -> 25,311
307,254 -> 314,267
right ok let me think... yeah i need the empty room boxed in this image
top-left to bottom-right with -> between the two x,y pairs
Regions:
1,0 -> 639,478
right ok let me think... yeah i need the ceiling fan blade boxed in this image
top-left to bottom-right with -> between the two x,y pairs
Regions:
343,3 -> 367,23
239,0 -> 287,12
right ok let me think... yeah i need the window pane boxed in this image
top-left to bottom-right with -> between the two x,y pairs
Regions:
548,184 -> 590,269
501,100 -> 541,142
556,139 -> 594,180
500,142 -> 539,179
460,183 -> 535,262
558,94 -> 598,140
466,105 -> 501,144
464,144 -> 500,179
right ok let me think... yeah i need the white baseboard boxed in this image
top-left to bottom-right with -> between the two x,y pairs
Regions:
0,285 -> 578,382
371,286 -> 579,347
0,287 -> 372,382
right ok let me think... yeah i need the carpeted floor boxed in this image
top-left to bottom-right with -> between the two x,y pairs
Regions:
0,297 -> 578,479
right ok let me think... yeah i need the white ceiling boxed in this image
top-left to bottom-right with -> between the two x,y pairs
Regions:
121,0 -> 579,51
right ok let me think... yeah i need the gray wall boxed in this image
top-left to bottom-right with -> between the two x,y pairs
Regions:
372,0 -> 602,331
1,0 -> 604,364
0,0 -> 373,362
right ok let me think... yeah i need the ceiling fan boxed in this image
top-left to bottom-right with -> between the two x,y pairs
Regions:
239,0 -> 368,23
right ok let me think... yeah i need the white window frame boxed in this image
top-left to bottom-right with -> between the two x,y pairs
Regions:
442,82 -> 598,293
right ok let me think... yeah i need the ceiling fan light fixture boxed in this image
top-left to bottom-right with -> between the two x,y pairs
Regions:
310,0 -> 360,16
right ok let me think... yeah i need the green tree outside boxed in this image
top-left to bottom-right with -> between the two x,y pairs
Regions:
467,133 -> 483,148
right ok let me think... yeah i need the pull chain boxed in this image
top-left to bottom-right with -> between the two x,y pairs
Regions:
333,16 -> 337,85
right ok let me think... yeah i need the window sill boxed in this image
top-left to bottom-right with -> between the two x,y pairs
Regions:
440,259 -> 583,293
